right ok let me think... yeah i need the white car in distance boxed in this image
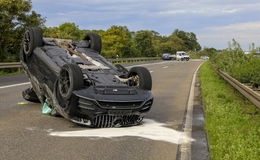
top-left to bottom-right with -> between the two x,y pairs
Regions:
176,51 -> 190,61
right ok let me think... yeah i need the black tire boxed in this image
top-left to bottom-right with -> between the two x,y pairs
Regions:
22,87 -> 40,103
58,64 -> 84,100
23,27 -> 43,57
115,64 -> 129,74
83,33 -> 102,53
128,67 -> 152,90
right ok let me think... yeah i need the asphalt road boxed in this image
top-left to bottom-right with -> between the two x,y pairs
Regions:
0,60 -> 204,160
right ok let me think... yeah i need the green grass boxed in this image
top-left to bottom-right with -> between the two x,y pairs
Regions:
200,61 -> 260,160
189,53 -> 201,59
0,70 -> 24,76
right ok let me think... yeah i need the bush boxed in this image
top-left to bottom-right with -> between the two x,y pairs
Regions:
211,49 -> 260,88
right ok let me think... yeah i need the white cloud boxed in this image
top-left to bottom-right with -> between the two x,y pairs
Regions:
210,21 -> 260,31
198,22 -> 260,49
222,8 -> 240,13
159,8 -> 241,16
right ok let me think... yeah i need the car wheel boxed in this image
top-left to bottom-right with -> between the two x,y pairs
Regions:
83,33 -> 102,53
23,27 -> 43,57
128,67 -> 152,90
58,64 -> 84,100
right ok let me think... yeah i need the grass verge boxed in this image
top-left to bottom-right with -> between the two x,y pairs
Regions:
199,61 -> 260,160
0,70 -> 24,76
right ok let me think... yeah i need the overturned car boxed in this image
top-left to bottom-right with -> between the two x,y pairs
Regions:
21,27 -> 153,127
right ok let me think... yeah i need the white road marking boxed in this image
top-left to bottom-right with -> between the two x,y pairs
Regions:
25,127 -> 37,131
179,62 -> 204,160
150,70 -> 154,73
162,66 -> 168,69
50,119 -> 194,144
125,61 -> 171,69
0,82 -> 30,89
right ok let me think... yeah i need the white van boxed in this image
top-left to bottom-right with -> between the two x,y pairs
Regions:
176,51 -> 190,61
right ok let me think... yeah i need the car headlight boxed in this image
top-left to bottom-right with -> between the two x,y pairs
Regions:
78,98 -> 96,110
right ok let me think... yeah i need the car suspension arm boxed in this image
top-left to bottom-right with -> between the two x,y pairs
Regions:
54,39 -> 89,62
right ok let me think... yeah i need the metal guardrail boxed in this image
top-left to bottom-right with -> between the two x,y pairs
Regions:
0,62 -> 22,69
218,70 -> 260,108
0,57 -> 160,69
108,57 -> 160,63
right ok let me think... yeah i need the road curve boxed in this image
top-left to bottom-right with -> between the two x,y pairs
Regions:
0,60 -> 203,160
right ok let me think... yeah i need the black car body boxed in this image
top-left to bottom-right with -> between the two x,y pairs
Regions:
21,28 -> 153,127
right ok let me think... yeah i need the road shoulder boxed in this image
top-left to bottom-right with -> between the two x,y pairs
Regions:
191,70 -> 209,160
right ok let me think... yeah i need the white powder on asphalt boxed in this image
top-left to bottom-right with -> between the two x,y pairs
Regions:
49,119 -> 193,144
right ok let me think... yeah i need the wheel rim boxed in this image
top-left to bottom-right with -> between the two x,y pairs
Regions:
23,31 -> 31,55
84,36 -> 91,48
58,69 -> 71,97
132,75 -> 140,88
86,39 -> 92,48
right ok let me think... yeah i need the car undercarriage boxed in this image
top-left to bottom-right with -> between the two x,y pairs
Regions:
21,27 -> 154,127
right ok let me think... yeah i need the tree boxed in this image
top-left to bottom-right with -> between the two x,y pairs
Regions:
194,47 -> 217,58
0,0 -> 45,62
101,26 -> 133,58
172,29 -> 201,51
43,23 -> 80,40
43,23 -> 203,58
134,30 -> 156,57
228,38 -> 243,54
159,35 -> 185,54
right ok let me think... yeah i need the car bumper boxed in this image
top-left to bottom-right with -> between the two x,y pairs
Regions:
68,89 -> 153,127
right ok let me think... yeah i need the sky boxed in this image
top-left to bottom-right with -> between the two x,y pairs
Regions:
31,0 -> 260,50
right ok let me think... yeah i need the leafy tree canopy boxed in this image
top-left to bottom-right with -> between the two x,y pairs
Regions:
101,26 -> 133,58
134,30 -> 156,57
172,29 -> 201,51
0,0 -> 45,62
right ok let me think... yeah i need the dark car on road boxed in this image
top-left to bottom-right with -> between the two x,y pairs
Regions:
162,53 -> 171,60
21,27 -> 153,127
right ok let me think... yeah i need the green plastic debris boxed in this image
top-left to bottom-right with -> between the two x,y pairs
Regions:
42,102 -> 52,114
